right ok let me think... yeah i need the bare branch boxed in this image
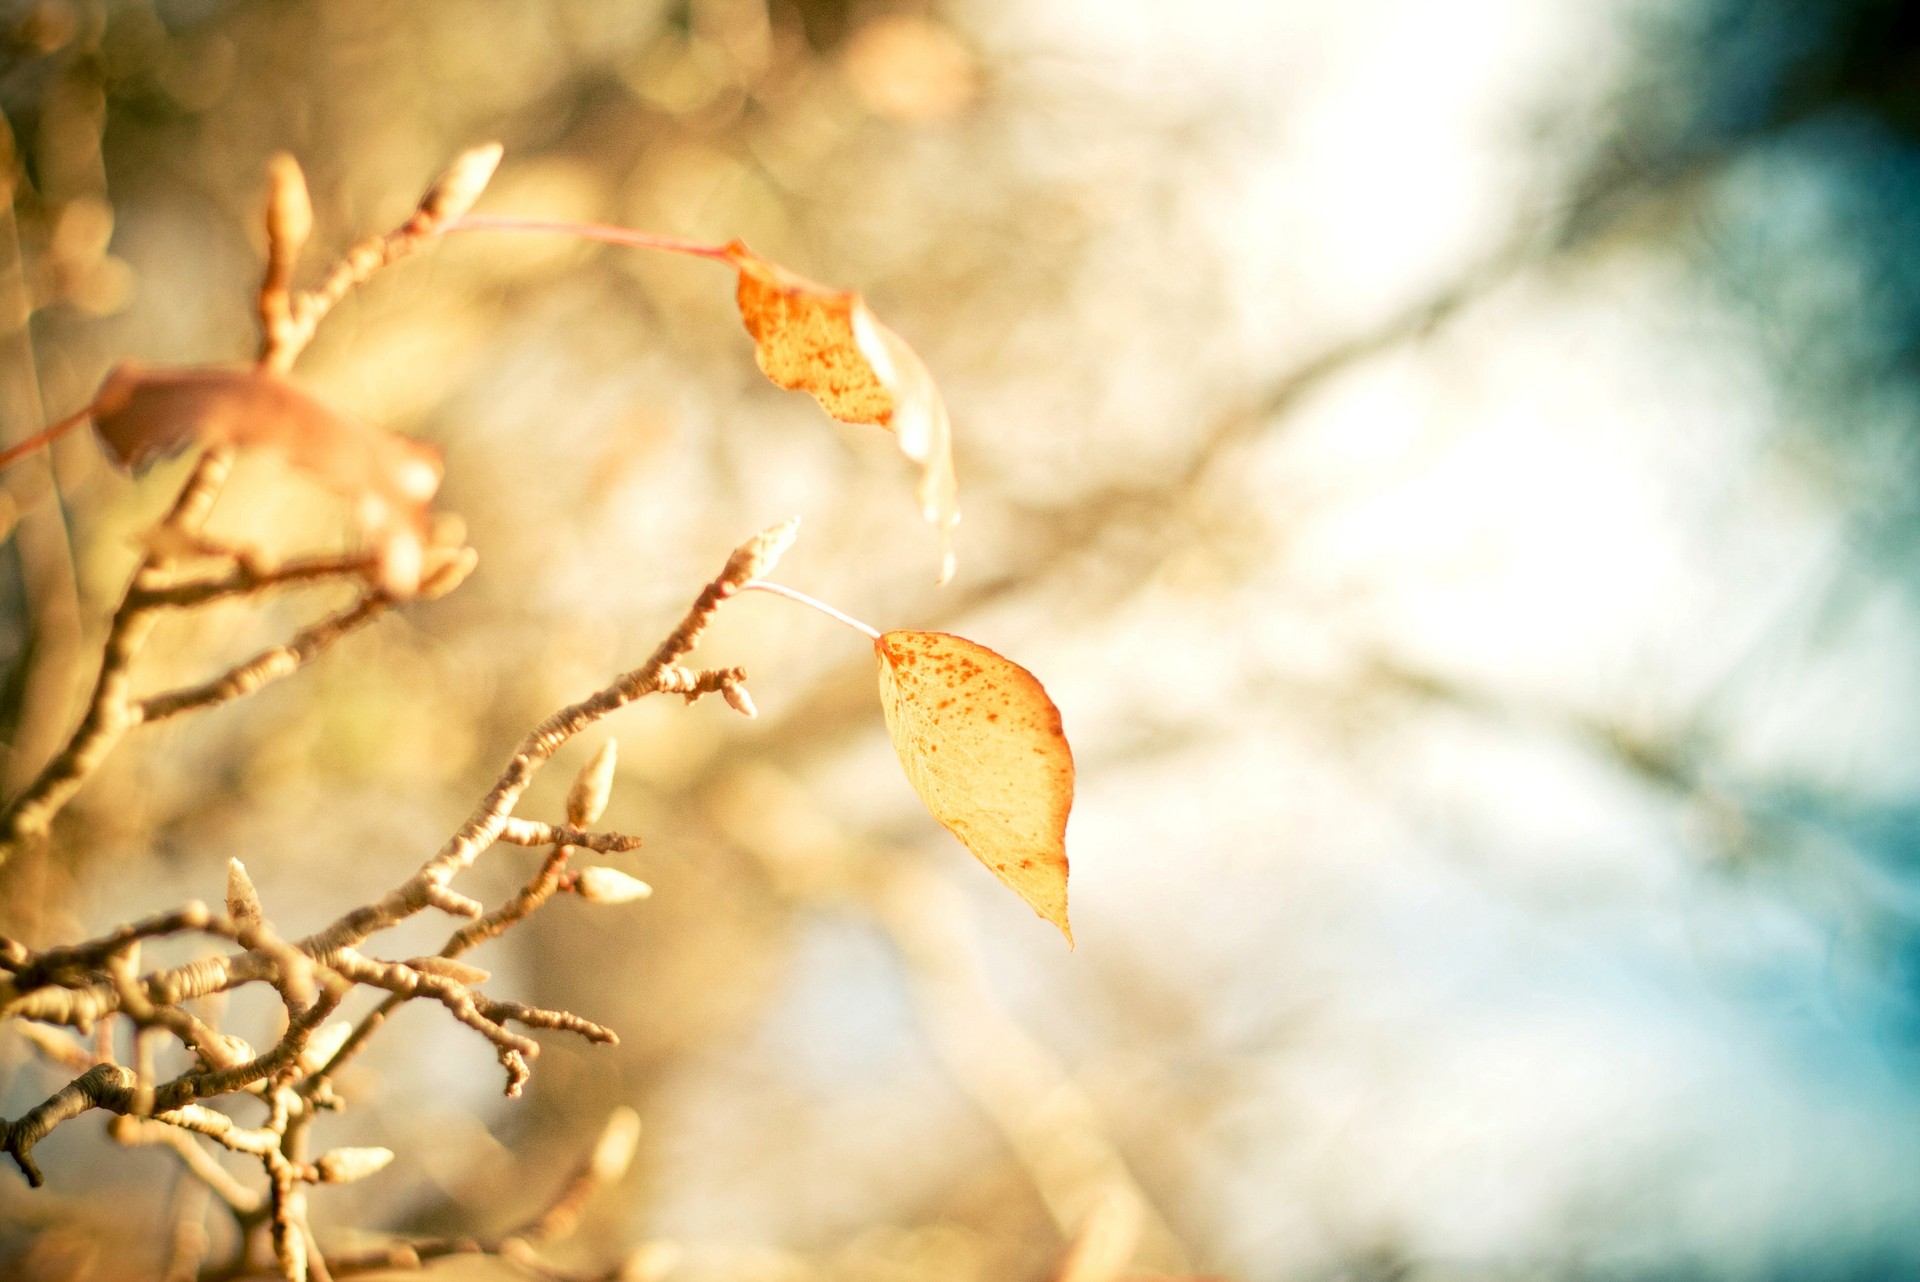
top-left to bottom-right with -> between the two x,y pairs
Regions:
496,819 -> 643,853
1,1062 -> 138,1186
135,594 -> 390,725
109,1114 -> 264,1213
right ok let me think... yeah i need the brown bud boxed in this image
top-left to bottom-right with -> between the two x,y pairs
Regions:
567,739 -> 619,828
574,866 -> 652,905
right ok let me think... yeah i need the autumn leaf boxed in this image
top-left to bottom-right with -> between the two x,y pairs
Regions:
726,241 -> 958,583
89,363 -> 444,595
875,629 -> 1074,942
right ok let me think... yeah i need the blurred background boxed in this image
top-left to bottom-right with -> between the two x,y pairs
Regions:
3,0 -> 1920,1277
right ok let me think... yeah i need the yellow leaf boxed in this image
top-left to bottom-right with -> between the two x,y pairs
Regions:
875,630 -> 1074,943
728,242 -> 958,583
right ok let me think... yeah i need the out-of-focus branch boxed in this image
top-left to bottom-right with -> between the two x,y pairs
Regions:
0,149 -> 497,865
874,860 -> 1190,1277
0,519 -> 789,1278
128,552 -> 378,610
134,594 -> 390,725
111,1114 -> 264,1213
708,764 -> 1190,1277
298,521 -> 791,964
320,1106 -> 644,1281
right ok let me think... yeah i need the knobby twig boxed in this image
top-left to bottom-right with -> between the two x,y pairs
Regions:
0,144 -> 786,1280
0,146 -> 496,859
0,519 -> 783,1278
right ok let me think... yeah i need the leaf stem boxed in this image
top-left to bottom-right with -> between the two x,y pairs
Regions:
741,580 -> 882,641
439,215 -> 735,263
0,404 -> 93,472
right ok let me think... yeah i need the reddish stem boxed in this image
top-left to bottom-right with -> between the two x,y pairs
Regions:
440,214 -> 736,263
0,404 -> 93,473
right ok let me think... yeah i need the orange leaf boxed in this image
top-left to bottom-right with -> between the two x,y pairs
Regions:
89,363 -> 443,596
727,242 -> 958,583
875,629 -> 1074,943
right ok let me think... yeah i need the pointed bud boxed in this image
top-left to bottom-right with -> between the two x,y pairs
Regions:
315,1146 -> 395,1184
617,1242 -> 684,1282
408,956 -> 491,986
589,1107 -> 642,1182
298,1020 -> 353,1075
417,545 -> 478,600
265,153 -> 313,266
567,740 -> 619,827
724,516 -> 800,585
417,142 -> 503,225
226,858 -> 264,929
574,866 -> 652,905
201,1032 -> 255,1070
721,680 -> 757,719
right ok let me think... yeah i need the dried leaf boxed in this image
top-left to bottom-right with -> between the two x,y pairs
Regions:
88,363 -> 443,596
726,243 -> 958,582
875,630 -> 1074,942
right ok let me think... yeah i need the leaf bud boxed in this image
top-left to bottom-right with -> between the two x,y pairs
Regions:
265,153 -> 313,264
417,142 -> 503,226
408,955 -> 491,986
574,866 -> 652,905
200,1032 -> 255,1070
315,1146 -> 395,1184
723,516 -> 800,585
226,858 -> 264,928
298,1020 -> 353,1075
589,1106 -> 642,1181
567,739 -> 619,827
417,544 -> 478,600
722,680 -> 757,719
